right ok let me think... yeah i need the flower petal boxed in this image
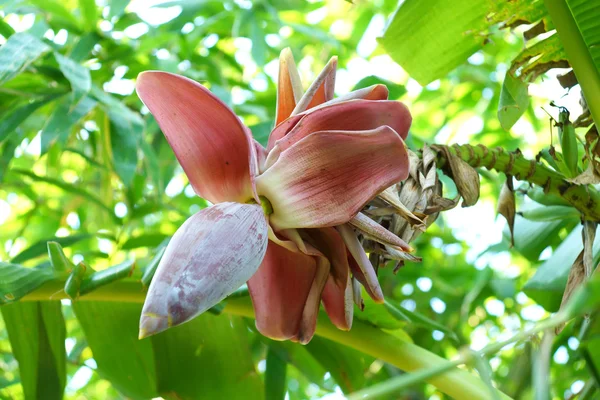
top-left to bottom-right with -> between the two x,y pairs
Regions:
267,86 -> 390,152
280,99 -> 411,151
275,48 -> 303,126
349,212 -> 412,251
267,114 -> 304,152
139,202 -> 268,338
303,227 -> 353,330
292,56 -> 337,115
274,229 -> 331,343
352,277 -> 364,310
256,126 -> 410,230
248,241 -> 317,341
253,138 -> 268,174
293,256 -> 329,344
136,71 -> 255,203
337,223 -> 384,303
324,84 -> 389,105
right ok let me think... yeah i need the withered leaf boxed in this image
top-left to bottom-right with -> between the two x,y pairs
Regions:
566,163 -> 600,185
378,187 -> 426,229
433,145 -> 480,207
556,251 -> 585,334
583,221 -> 596,277
556,222 -> 597,334
498,178 -> 516,246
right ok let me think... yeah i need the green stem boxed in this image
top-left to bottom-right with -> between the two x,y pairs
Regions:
225,297 -> 512,400
19,279 -> 511,400
436,144 -> 600,220
544,0 -> 600,127
348,312 -> 570,400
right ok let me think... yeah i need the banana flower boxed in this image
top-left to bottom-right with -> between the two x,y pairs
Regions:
137,48 -> 412,343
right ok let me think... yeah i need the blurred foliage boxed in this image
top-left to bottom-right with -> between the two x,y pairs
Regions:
0,0 -> 599,399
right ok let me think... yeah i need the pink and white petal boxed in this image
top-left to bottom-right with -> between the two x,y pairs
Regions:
253,138 -> 268,174
292,252 -> 330,344
267,113 -> 304,152
273,228 -> 331,343
306,84 -> 389,116
348,253 -> 378,303
276,48 -> 303,126
292,56 -> 337,115
267,225 -> 300,253
321,273 -> 354,330
256,126 -> 410,230
273,99 -> 412,154
352,277 -> 365,310
302,227 -> 349,287
139,203 -> 268,338
337,223 -> 384,303
303,227 -> 354,330
136,71 -> 255,204
248,241 -> 316,341
350,212 -> 412,251
326,84 -> 389,104
277,228 -> 308,252
267,86 -> 393,152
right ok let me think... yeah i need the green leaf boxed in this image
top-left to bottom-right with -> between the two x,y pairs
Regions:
28,0 -> 83,31
78,0 -> 98,30
509,216 -> 564,261
47,242 -> 74,272
0,32 -> 50,85
545,0 -> 600,126
69,32 -> 102,62
0,95 -> 59,144
509,34 -> 567,79
0,18 -> 16,39
305,336 -> 368,393
54,53 -> 92,107
150,313 -> 264,400
266,341 -> 327,387
248,12 -> 267,66
72,302 -> 158,399
139,138 -> 162,192
498,72 -> 529,131
9,169 -> 114,215
379,0 -> 491,85
108,0 -> 130,19
41,95 -> 97,153
11,234 -> 92,264
108,109 -> 142,185
352,76 -> 406,99
121,234 -> 170,250
580,308 -> 600,381
265,347 -> 287,400
141,246 -> 167,287
385,300 -> 458,342
0,130 -> 24,181
525,225 -> 600,311
0,263 -> 58,304
1,301 -> 66,400
91,87 -> 144,185
564,0 -> 600,71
